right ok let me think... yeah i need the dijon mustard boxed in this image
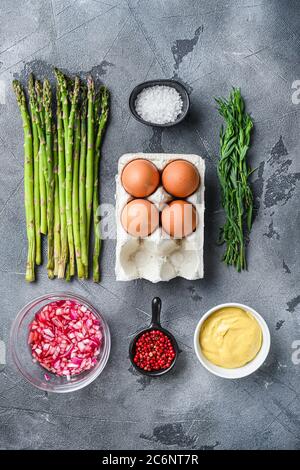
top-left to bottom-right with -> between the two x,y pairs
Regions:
200,306 -> 262,368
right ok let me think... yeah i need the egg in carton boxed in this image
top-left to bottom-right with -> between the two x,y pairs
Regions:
115,153 -> 205,282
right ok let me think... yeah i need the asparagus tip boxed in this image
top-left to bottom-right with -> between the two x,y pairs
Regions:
28,74 -> 36,103
72,76 -> 80,102
87,75 -> 94,94
43,79 -> 52,113
55,68 -> 68,91
35,79 -> 43,98
28,73 -> 34,86
12,80 -> 26,107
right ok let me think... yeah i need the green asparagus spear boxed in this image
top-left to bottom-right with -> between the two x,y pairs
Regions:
28,75 -> 41,266
72,109 -> 85,278
35,79 -> 47,235
56,88 -> 68,279
94,90 -> 101,139
79,88 -> 88,275
65,262 -> 71,282
53,124 -> 61,277
12,80 -> 35,282
93,87 -> 109,282
86,76 -> 95,263
55,70 -> 77,277
43,79 -> 55,279
66,76 -> 80,276
54,69 -> 69,159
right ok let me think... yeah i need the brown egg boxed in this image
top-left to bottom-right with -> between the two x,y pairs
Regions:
162,160 -> 200,197
121,159 -> 160,197
161,200 -> 198,238
121,199 -> 159,238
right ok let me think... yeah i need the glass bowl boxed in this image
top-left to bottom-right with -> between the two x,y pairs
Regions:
10,292 -> 111,393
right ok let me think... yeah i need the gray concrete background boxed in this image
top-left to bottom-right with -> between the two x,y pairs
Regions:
0,0 -> 299,450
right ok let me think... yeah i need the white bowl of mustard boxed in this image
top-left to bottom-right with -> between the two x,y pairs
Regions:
194,303 -> 271,379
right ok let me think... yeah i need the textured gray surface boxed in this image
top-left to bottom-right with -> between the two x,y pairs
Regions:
0,0 -> 299,451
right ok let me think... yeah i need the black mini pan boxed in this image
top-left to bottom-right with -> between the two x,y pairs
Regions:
129,297 -> 179,377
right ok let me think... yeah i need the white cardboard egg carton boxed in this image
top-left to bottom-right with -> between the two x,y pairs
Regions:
115,153 -> 205,282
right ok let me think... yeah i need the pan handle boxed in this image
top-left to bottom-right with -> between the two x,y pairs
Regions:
151,297 -> 161,327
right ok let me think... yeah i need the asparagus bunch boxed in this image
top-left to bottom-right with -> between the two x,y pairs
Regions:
13,70 -> 109,282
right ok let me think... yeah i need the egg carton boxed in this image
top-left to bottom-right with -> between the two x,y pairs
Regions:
115,153 -> 205,282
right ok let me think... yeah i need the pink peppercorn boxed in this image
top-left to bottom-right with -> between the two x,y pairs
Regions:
133,330 -> 176,371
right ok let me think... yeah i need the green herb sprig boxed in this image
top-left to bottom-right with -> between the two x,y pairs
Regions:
215,88 -> 254,271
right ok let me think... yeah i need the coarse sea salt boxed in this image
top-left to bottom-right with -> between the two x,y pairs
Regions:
135,85 -> 183,125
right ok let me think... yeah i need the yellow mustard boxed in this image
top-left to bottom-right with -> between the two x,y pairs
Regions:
200,306 -> 262,368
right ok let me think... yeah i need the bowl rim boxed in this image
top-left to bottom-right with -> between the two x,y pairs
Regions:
10,291 -> 111,393
193,302 -> 271,379
129,79 -> 190,128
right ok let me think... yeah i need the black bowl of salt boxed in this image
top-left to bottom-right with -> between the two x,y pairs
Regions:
129,79 -> 190,128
